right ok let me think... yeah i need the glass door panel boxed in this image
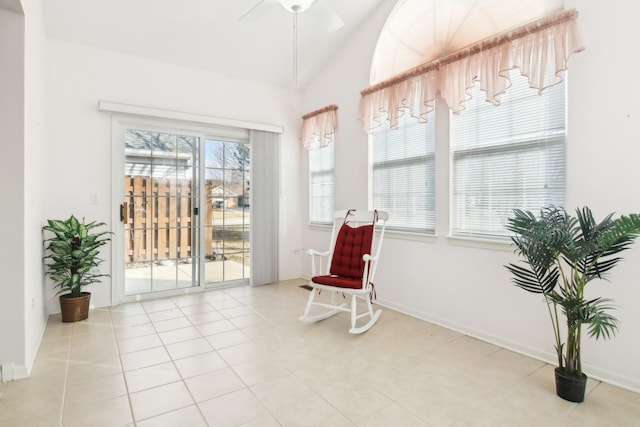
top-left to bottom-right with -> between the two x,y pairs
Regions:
203,139 -> 250,285
124,129 -> 199,295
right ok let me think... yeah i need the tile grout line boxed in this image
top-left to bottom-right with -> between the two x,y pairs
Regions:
183,289 -> 280,425
173,293 -> 215,427
191,289 -> 282,426
131,299 -> 194,425
57,319 -> 72,427
112,291 -> 294,425
122,292 -> 247,425
230,288 -> 311,426
109,307 -> 139,426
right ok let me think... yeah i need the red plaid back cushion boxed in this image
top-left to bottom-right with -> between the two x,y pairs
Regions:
329,222 -> 374,278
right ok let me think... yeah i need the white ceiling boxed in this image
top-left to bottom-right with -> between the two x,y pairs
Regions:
39,0 -> 392,90
0,0 -> 22,14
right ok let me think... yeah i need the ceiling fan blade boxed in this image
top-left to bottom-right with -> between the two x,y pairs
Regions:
238,0 -> 278,22
311,1 -> 344,33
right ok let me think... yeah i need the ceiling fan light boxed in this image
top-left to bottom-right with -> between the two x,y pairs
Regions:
278,0 -> 314,13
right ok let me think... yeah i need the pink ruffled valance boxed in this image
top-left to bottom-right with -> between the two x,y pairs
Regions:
359,9 -> 584,132
301,104 -> 339,150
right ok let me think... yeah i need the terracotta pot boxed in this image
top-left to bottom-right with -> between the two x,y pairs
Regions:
555,367 -> 587,403
59,292 -> 91,322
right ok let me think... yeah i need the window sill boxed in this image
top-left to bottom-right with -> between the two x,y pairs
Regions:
385,229 -> 437,243
308,222 -> 333,232
446,235 -> 514,252
308,223 -> 438,243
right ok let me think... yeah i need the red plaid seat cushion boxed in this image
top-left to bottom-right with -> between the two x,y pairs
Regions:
311,275 -> 362,289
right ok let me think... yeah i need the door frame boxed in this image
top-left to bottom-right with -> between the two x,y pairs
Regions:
110,114 -> 251,305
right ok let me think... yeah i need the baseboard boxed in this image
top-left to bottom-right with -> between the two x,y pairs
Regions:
0,363 -> 29,382
374,297 -> 640,394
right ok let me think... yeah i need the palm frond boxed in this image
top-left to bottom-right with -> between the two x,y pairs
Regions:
506,262 -> 559,294
583,297 -> 620,340
596,214 -> 640,249
573,213 -> 640,279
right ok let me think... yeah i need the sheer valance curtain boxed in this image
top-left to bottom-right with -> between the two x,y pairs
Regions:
359,9 -> 584,132
301,104 -> 339,150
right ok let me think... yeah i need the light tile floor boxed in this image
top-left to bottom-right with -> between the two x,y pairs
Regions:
1,278 -> 639,426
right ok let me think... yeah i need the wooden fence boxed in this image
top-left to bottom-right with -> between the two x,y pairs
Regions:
124,176 -> 219,263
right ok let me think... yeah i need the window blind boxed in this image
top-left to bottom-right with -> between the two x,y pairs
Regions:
450,70 -> 566,238
309,143 -> 334,224
371,113 -> 435,233
250,130 -> 279,286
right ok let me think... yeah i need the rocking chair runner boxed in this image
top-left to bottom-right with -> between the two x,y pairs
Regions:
299,209 -> 389,334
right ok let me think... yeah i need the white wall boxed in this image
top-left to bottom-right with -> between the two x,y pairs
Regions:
23,0 -> 49,378
0,0 -> 47,380
0,6 -> 26,380
45,40 -> 304,311
302,0 -> 640,392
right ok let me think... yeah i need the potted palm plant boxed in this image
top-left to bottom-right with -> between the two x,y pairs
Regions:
506,206 -> 640,402
43,215 -> 111,322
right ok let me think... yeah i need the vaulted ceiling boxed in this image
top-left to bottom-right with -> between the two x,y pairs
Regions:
38,0 -> 391,90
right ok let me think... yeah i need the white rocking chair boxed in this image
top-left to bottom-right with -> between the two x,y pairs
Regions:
299,209 -> 389,334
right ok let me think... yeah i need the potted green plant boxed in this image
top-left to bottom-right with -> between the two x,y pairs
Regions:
43,215 -> 111,322
505,206 -> 640,402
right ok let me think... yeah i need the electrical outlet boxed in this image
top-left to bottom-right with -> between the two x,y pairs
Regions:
31,298 -> 35,309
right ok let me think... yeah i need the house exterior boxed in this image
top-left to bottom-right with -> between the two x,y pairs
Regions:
210,185 -> 239,209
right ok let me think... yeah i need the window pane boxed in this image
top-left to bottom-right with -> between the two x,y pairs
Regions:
450,70 -> 566,238
371,113 -> 435,233
203,139 -> 251,283
309,144 -> 334,224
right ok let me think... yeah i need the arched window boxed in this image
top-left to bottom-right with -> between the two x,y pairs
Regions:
370,0 -> 566,86
365,0 -> 582,238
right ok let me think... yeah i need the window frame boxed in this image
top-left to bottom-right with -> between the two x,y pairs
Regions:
367,72 -> 567,242
449,71 -> 567,240
369,112 -> 436,234
308,142 -> 335,225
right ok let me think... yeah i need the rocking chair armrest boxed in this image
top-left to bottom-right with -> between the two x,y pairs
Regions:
307,248 -> 331,257
308,248 -> 331,277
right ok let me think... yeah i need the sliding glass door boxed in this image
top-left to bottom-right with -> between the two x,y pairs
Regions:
119,123 -> 251,297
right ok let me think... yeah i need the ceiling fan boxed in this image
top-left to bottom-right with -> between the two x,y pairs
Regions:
239,0 -> 344,33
